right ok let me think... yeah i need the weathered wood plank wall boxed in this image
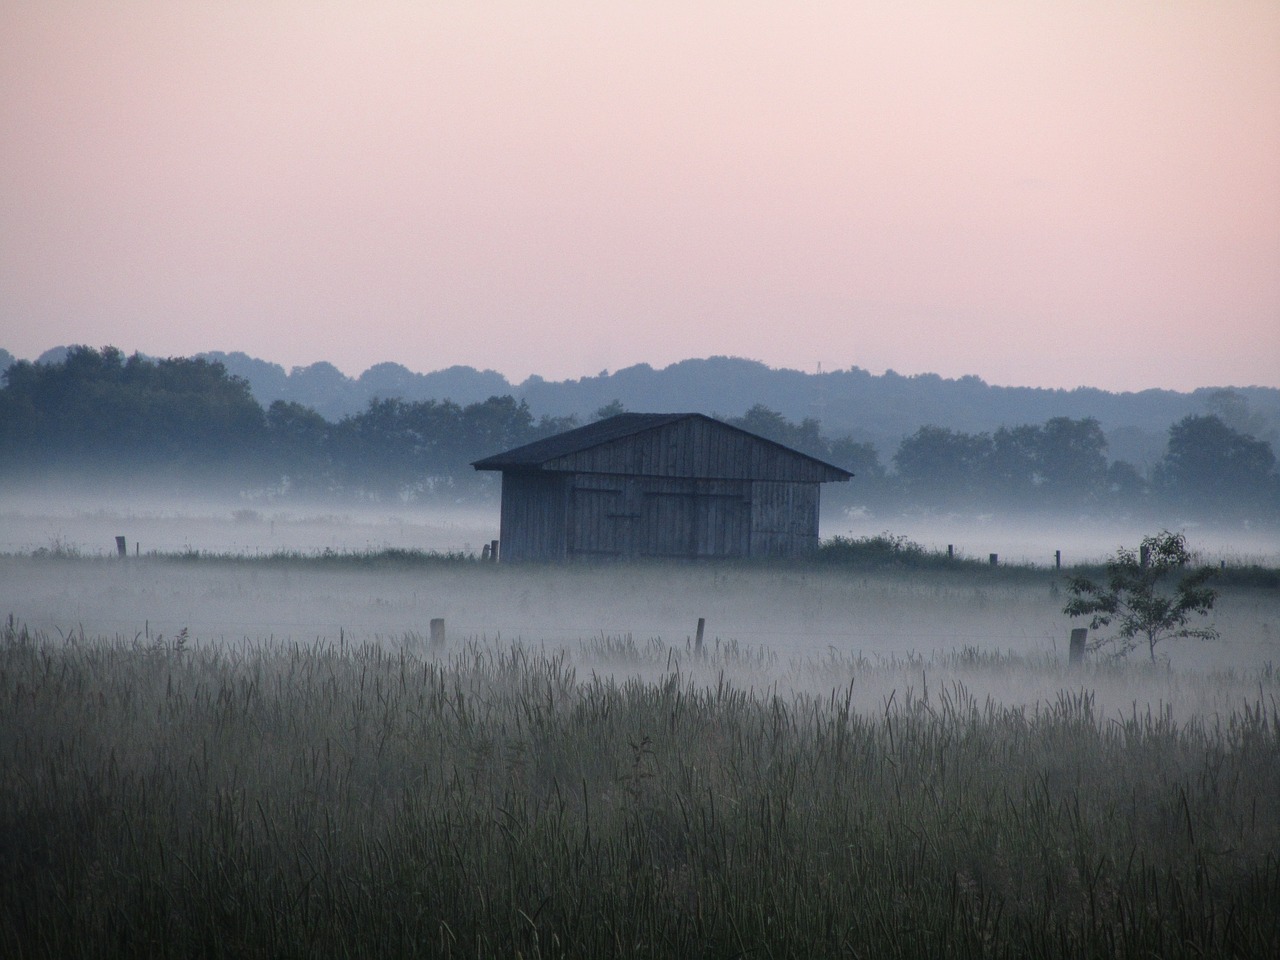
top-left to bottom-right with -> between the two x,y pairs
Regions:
750,481 -> 819,557
499,473 -> 568,561
500,473 -> 822,561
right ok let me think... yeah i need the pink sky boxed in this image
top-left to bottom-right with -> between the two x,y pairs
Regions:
2,1 -> 1278,391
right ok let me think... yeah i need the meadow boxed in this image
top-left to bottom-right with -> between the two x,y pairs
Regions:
3,516 -> 1279,956
1,612 -> 1278,958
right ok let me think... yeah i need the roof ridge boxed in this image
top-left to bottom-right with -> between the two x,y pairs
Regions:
472,412 -> 852,481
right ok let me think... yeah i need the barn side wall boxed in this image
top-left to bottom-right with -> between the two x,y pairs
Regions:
499,473 -> 569,562
749,481 -> 820,558
498,471 -> 825,562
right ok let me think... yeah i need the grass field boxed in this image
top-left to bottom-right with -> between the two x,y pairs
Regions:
5,545 -> 1279,670
2,604 -> 1279,958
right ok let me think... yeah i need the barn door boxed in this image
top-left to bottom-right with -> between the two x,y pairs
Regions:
695,492 -> 750,557
638,488 -> 697,558
568,478 -> 638,557
637,480 -> 751,559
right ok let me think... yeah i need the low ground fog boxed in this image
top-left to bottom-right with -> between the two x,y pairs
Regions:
3,485 -> 1277,565
5,552 -> 1277,721
4,486 -> 1276,718
0,488 -> 498,556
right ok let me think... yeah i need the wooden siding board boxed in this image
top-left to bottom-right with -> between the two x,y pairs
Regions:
500,473 -> 568,561
748,481 -> 820,558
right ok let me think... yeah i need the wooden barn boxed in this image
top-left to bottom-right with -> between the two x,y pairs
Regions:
472,413 -> 852,562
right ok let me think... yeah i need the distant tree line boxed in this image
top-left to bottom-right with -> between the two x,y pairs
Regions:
265,395 -> 576,499
12,348 -> 1280,471
886,416 -> 1278,517
1,347 -> 1276,519
0,347 -> 573,497
0,347 -> 265,485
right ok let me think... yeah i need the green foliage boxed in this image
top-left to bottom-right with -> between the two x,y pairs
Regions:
265,400 -> 333,493
0,345 -> 267,484
818,531 -> 932,566
894,425 -> 994,502
326,394 -> 577,498
0,346 -> 579,501
4,347 -> 1276,519
1155,414 -> 1278,515
826,434 -> 886,479
724,404 -> 885,479
1064,531 -> 1219,660
1204,388 -> 1278,445
592,399 -> 627,420
1036,416 -> 1110,500
896,417 -> 1111,507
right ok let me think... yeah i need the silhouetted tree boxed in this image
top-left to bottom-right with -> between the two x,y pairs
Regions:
1105,460 -> 1148,503
987,424 -> 1042,503
1036,417 -> 1109,503
1204,389 -> 1277,445
266,400 -> 334,493
729,405 -> 826,459
1064,530 -> 1218,661
827,436 -> 885,480
593,400 -> 627,421
725,405 -> 885,489
1154,415 -> 1278,516
0,345 -> 267,484
893,426 -> 993,504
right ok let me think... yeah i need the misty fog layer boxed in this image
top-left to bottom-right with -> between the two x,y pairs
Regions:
5,490 -> 1276,726
5,552 -> 1276,720
4,486 -> 1278,565
0,490 -> 497,556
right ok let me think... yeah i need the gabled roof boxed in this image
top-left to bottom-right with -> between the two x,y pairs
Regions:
472,413 -> 689,470
472,412 -> 852,482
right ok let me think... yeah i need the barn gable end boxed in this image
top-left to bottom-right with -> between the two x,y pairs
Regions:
473,413 -> 850,561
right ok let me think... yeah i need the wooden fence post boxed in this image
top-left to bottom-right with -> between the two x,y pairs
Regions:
481,544 -> 490,561
1069,628 -> 1087,665
115,536 -> 127,558
430,618 -> 446,648
1140,544 -> 1150,567
490,540 -> 500,563
947,544 -> 954,560
695,617 -> 705,654
989,553 -> 998,566
1055,550 -> 1061,570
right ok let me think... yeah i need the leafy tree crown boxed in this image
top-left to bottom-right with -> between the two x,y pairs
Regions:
1063,531 -> 1218,661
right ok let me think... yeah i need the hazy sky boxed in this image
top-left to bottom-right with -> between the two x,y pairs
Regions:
2,1 -> 1278,391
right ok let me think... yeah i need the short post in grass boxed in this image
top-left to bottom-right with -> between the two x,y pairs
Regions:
1069,628 -> 1087,665
490,539 -> 500,563
481,543 -> 491,561
1055,549 -> 1061,570
695,617 -> 705,655
989,553 -> 998,566
947,544 -> 954,560
430,618 -> 446,648
115,536 -> 127,558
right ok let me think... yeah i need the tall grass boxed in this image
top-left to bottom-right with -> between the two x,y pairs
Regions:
1,618 -> 1277,958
